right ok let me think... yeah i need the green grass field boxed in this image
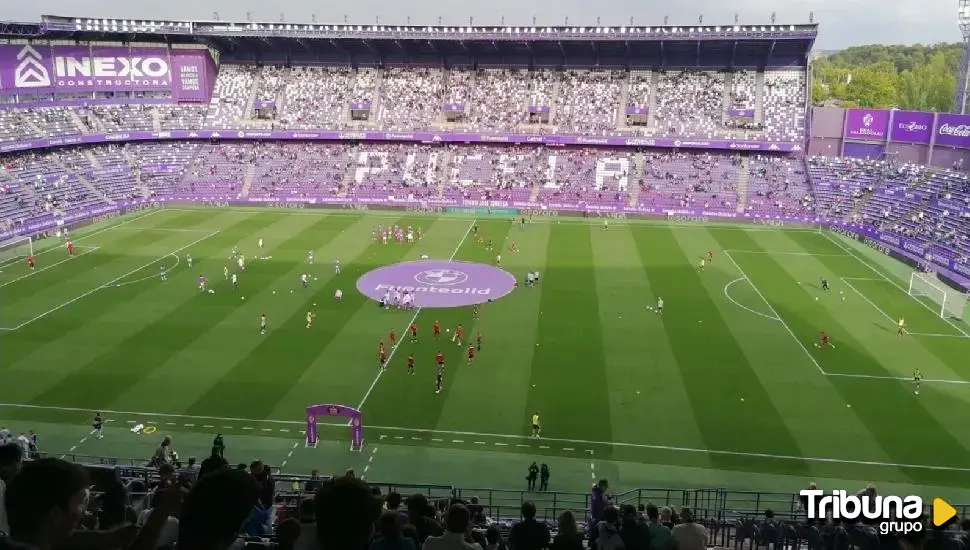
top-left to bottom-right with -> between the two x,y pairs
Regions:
2,206 -> 970,503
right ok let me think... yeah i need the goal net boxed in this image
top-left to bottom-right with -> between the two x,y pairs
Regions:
0,236 -> 33,269
908,271 -> 967,321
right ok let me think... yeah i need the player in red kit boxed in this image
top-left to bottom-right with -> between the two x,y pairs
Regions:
476,332 -> 483,352
708,250 -> 714,263
407,353 -> 416,375
453,324 -> 464,346
435,351 -> 445,368
66,241 -> 75,255
27,255 -> 35,270
815,331 -> 835,349
409,323 -> 418,343
389,329 -> 397,346
467,345 -> 476,365
379,348 -> 387,369
433,320 -> 441,339
379,340 -> 386,356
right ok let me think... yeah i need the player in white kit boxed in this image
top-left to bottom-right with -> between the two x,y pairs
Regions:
334,258 -> 341,274
237,256 -> 246,272
307,250 -> 315,264
224,266 -> 229,280
231,273 -> 238,289
258,238 -> 264,249
656,297 -> 664,315
334,289 -> 343,301
301,273 -> 309,288
186,254 -> 193,267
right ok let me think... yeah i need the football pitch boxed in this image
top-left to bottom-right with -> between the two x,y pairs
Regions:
2,206 -> 970,501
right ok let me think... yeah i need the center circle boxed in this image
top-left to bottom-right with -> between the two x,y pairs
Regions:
356,260 -> 517,308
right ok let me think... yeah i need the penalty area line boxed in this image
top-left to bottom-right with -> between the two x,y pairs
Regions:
723,277 -> 781,322
0,246 -> 101,289
0,230 -> 219,332
353,219 -> 477,415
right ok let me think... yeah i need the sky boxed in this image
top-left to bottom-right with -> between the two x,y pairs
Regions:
10,0 -> 963,50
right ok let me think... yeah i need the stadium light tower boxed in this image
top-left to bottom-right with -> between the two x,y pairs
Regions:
955,0 -> 970,114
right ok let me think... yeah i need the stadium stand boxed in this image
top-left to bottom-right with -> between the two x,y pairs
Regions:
2,17 -> 970,550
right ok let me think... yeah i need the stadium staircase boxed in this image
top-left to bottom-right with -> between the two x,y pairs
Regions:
121,149 -> 150,198
647,72 -> 660,128
56,158 -> 114,205
722,73 -> 734,127
82,150 -> 102,170
627,153 -> 645,207
754,71 -> 766,125
338,148 -> 362,197
844,191 -> 874,221
548,76 -> 562,126
436,150 -> 454,199
67,109 -> 91,134
736,155 -> 750,213
438,69 -> 451,127
240,163 -> 257,199
341,70 -> 359,125
616,75 -> 631,128
370,69 -> 385,127
150,109 -> 162,132
243,69 -> 262,123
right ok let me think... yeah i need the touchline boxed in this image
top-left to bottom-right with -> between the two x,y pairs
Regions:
800,490 -> 923,533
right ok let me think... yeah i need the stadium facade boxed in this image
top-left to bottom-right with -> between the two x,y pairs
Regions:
0,15 -> 968,289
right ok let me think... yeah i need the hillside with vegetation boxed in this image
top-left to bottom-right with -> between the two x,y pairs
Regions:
811,43 -> 962,112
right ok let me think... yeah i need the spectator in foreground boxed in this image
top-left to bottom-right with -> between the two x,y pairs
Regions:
178,468 -> 260,550
550,511 -> 584,550
509,501 -> 550,550
645,504 -> 672,550
293,498 -> 318,550
670,508 -> 707,550
405,493 -> 444,544
619,504 -> 651,550
97,481 -> 137,529
135,490 -> 179,548
0,443 -> 25,536
277,518 -> 303,550
370,511 -> 416,550
484,526 -> 505,550
0,458 -> 88,550
315,475 -> 381,550
596,506 -> 624,550
422,504 -> 482,550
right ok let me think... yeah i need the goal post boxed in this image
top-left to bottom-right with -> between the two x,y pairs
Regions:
908,271 -> 967,321
0,236 -> 33,268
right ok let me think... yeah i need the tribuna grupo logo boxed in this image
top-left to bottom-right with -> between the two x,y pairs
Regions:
800,490 -> 930,535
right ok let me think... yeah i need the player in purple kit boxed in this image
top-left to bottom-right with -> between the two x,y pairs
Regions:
198,275 -> 208,292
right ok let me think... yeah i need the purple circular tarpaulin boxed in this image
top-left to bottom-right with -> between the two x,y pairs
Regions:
356,260 -> 516,308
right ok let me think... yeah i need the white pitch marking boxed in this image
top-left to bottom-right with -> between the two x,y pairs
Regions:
723,251 -> 826,375
354,219 -> 476,413
723,277 -> 781,322
0,230 -> 219,332
724,249 -> 849,257
0,246 -> 100,289
819,231 -> 970,339
12,401 -> 970,472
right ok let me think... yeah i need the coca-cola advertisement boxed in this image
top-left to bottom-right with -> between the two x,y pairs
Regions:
934,113 -> 970,149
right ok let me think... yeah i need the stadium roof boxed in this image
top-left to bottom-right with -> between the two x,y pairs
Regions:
0,15 -> 818,65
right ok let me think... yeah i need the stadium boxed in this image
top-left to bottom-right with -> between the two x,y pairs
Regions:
0,8 -> 970,550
